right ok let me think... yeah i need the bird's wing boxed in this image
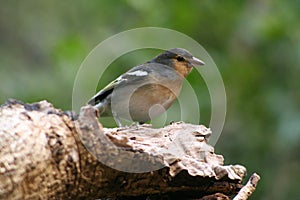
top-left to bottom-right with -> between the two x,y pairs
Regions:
87,64 -> 148,105
87,63 -> 176,105
87,75 -> 125,105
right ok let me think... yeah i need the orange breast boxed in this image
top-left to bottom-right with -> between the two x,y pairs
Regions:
128,84 -> 179,122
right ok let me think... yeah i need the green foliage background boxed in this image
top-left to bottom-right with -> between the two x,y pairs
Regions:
1,1 -> 299,199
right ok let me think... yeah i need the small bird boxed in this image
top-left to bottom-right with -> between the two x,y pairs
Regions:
87,48 -> 205,126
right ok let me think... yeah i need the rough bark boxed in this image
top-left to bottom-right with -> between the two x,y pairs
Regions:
233,173 -> 260,200
0,99 -> 259,199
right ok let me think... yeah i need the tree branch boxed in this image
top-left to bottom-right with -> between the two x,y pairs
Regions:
0,99 -> 259,199
233,173 -> 260,200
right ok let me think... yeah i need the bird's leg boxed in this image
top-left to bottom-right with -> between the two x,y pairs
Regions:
129,121 -> 144,129
112,111 -> 123,127
130,122 -> 140,129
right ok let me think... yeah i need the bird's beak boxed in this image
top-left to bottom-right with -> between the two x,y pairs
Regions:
189,56 -> 205,67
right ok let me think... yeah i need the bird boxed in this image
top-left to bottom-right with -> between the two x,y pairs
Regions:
87,48 -> 205,126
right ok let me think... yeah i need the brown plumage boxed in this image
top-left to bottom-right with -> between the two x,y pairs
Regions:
87,48 -> 205,126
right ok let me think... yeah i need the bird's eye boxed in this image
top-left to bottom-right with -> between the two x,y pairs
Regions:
176,56 -> 184,62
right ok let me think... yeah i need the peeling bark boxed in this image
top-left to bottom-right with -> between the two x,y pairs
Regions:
0,99 -> 259,199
